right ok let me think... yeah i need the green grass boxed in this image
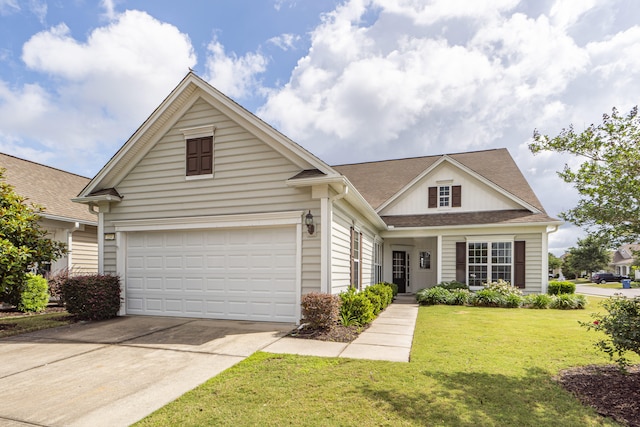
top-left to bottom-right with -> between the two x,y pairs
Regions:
586,282 -> 640,289
0,311 -> 73,338
136,297 -> 633,426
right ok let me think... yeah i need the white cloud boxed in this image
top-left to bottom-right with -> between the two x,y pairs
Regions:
101,0 -> 117,20
268,33 -> 301,51
0,0 -> 19,15
203,38 -> 267,99
0,9 -> 196,174
27,0 -> 46,24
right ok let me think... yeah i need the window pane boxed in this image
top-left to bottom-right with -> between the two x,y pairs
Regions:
492,265 -> 511,282
469,265 -> 487,286
439,186 -> 450,207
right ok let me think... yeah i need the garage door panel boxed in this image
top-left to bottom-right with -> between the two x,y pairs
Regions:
126,227 -> 297,322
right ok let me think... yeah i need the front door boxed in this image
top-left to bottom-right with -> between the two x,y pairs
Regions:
392,251 -> 408,293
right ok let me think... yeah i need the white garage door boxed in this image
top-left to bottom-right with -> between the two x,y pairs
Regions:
125,227 -> 297,322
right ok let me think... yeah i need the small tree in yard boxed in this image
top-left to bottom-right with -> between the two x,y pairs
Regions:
530,106 -> 640,245
0,170 -> 66,307
582,295 -> 640,369
566,235 -> 610,278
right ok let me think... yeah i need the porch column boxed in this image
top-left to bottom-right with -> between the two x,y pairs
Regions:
436,234 -> 443,284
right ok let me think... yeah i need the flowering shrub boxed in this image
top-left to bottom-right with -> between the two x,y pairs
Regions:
301,292 -> 341,330
484,279 -> 523,297
581,295 -> 640,368
61,274 -> 121,320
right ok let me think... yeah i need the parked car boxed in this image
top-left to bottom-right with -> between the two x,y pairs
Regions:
591,273 -> 629,284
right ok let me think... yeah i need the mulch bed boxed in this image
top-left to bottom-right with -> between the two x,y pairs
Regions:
0,305 -> 67,318
288,324 -> 364,343
556,364 -> 640,426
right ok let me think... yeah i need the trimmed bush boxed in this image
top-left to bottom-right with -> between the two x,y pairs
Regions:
301,292 -> 341,330
384,282 -> 399,298
61,274 -> 121,320
365,291 -> 383,315
446,288 -> 471,305
47,268 -> 71,305
582,295 -> 640,368
17,273 -> 49,312
524,293 -> 553,309
550,293 -> 587,310
366,283 -> 393,308
435,281 -> 468,290
548,280 -> 576,295
339,287 -> 375,326
416,287 -> 450,305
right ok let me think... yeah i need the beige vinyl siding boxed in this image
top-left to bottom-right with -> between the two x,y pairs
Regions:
102,97 -> 321,290
515,233 -> 543,294
71,226 -> 98,274
440,235 -> 459,283
331,207 -> 352,294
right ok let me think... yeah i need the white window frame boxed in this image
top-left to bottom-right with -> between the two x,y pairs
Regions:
373,240 -> 383,284
438,185 -> 451,207
466,237 -> 515,286
181,125 -> 215,180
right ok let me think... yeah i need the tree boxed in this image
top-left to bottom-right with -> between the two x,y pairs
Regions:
548,253 -> 562,271
561,253 -> 579,280
530,106 -> 640,244
566,235 -> 610,278
0,169 -> 66,305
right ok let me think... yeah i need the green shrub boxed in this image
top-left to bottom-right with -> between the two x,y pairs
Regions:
301,292 -> 341,330
367,283 -> 393,308
435,281 -> 468,290
548,280 -> 576,295
416,287 -> 450,305
16,273 -> 49,312
383,282 -> 398,298
502,293 -> 523,308
339,287 -> 375,326
445,289 -> 471,305
472,289 -> 505,307
550,293 -> 587,310
523,293 -> 553,309
364,290 -> 383,315
61,274 -> 121,320
581,295 -> 640,368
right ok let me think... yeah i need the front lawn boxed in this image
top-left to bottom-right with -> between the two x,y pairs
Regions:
0,311 -> 74,338
136,296 -> 633,426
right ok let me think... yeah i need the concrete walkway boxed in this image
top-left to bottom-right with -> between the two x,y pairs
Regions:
263,295 -> 419,363
576,283 -> 640,298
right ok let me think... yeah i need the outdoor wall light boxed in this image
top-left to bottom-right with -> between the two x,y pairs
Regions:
305,210 -> 315,235
104,233 -> 116,241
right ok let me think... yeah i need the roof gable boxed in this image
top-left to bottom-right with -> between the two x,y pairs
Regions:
333,148 -> 545,214
79,72 -> 337,198
0,153 -> 96,224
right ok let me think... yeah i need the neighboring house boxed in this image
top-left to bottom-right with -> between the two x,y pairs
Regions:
0,153 -> 99,275
610,244 -> 640,279
73,72 -> 561,323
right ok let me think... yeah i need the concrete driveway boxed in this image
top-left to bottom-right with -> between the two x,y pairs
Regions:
0,316 -> 293,427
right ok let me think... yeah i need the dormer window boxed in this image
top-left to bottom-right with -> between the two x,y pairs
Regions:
429,185 -> 461,208
439,186 -> 450,207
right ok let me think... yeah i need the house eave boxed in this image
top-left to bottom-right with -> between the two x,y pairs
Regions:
72,194 -> 122,204
40,213 -> 98,227
380,219 -> 562,238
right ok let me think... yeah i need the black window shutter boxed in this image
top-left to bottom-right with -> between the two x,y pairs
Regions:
452,185 -> 462,207
456,242 -> 466,283
200,137 -> 213,174
186,136 -> 213,176
350,227 -> 355,287
428,187 -> 437,208
186,139 -> 200,175
514,241 -> 526,288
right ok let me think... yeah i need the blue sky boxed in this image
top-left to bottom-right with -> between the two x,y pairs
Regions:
1,0 -> 640,254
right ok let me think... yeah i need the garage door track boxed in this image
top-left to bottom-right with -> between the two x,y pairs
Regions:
0,316 -> 293,427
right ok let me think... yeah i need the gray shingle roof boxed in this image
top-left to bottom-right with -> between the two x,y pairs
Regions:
333,148 -> 545,213
382,210 -> 557,228
0,153 -> 96,224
